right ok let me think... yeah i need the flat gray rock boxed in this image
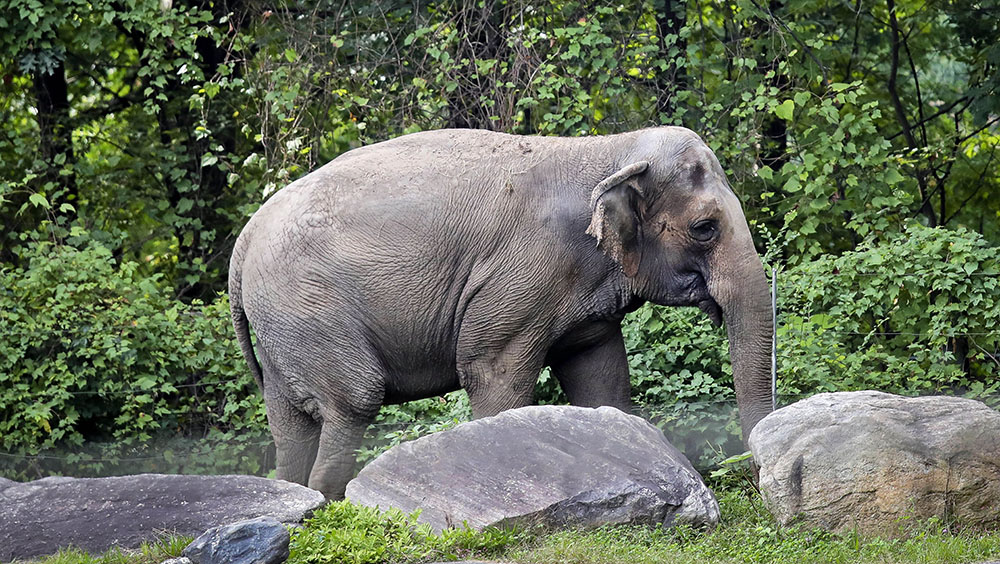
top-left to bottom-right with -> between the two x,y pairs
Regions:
0,473 -> 324,561
749,391 -> 1000,535
346,405 -> 719,532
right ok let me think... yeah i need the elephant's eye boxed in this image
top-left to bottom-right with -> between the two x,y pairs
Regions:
689,219 -> 718,242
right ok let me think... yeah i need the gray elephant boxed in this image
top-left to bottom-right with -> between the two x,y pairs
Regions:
229,127 -> 774,500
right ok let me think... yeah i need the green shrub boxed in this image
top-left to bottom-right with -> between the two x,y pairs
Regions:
777,224 -> 999,403
621,305 -> 738,471
0,235 -> 267,479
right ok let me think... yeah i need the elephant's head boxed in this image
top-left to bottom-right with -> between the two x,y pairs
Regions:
588,127 -> 774,440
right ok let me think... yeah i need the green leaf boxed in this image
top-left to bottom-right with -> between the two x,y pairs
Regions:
830,82 -> 852,92
773,99 -> 795,121
884,168 -> 904,184
284,48 -> 297,63
28,193 -> 50,209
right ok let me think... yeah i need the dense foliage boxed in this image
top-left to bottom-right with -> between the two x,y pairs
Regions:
1,0 -> 998,477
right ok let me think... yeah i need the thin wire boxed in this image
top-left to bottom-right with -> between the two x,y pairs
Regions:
771,266 -> 779,412
62,379 -> 245,396
776,329 -> 1000,337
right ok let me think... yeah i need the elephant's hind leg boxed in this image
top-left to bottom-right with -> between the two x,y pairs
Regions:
257,346 -> 321,486
292,335 -> 384,500
308,409 -> 373,500
265,389 -> 321,486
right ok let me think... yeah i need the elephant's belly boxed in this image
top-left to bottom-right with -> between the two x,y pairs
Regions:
382,365 -> 461,404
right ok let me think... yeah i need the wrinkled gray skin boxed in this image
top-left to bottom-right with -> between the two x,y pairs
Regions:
229,127 -> 774,500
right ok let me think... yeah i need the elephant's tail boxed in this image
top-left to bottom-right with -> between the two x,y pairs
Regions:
229,238 -> 265,391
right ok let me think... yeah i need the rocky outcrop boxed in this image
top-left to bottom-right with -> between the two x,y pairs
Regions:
749,391 -> 1000,534
346,405 -> 719,532
183,516 -> 290,564
0,474 -> 324,561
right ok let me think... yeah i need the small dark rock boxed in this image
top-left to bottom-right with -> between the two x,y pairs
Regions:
183,516 -> 289,564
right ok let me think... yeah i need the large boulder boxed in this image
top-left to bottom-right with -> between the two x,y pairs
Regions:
749,391 -> 1000,534
0,474 -> 324,561
346,405 -> 719,531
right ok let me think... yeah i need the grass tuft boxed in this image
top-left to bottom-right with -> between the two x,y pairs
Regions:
287,500 -> 522,564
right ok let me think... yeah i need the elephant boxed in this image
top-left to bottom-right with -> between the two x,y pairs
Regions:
229,126 -> 774,500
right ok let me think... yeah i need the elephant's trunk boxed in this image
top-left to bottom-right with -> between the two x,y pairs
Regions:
711,252 -> 775,443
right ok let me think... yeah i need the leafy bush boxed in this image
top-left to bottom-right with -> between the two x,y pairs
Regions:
778,223 -> 1000,403
0,235 -> 267,479
621,305 -> 738,470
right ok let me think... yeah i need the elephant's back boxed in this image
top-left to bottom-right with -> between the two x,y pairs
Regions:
307,128 -> 556,206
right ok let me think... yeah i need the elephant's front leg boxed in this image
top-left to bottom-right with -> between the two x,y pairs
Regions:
549,323 -> 632,411
457,334 -> 547,419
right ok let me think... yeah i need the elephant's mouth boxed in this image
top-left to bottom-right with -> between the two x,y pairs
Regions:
697,298 -> 723,327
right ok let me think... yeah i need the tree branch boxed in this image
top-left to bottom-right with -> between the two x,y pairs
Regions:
887,0 -> 937,226
887,0 -> 916,149
901,27 -> 927,146
886,96 -> 971,141
747,0 -> 828,85
943,144 -> 996,225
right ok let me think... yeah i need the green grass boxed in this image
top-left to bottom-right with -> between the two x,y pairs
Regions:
507,490 -> 1000,564
19,489 -> 1000,564
20,536 -> 191,564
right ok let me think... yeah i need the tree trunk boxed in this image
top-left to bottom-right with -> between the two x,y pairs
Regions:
654,0 -> 687,117
156,0 -> 243,300
33,61 -> 77,204
446,0 -> 508,130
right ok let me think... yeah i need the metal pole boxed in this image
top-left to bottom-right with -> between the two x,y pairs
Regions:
771,266 -> 778,411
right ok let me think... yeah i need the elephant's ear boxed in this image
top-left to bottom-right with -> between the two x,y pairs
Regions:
586,161 -> 649,277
